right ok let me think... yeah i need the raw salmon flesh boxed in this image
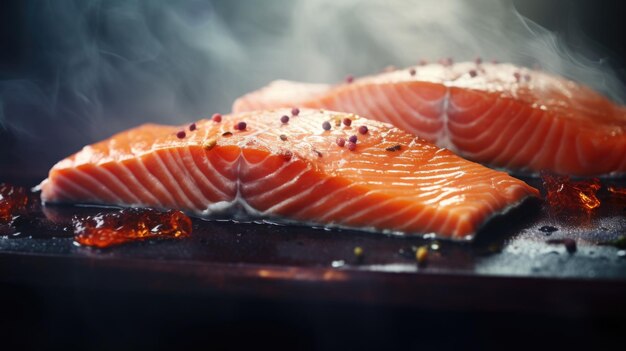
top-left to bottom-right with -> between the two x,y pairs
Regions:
233,62 -> 626,176
40,109 -> 539,240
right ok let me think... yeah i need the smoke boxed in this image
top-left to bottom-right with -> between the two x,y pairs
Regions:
0,0 -> 624,172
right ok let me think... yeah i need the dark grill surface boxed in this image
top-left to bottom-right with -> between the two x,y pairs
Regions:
1,175 -> 625,303
1,174 -> 625,349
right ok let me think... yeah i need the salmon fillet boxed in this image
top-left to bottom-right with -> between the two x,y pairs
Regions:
41,109 -> 538,240
233,62 -> 626,176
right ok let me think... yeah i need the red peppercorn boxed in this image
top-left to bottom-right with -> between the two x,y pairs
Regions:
342,118 -> 352,127
345,75 -> 354,83
189,123 -> 197,131
212,113 -> 222,122
336,137 -> 346,147
176,130 -> 186,139
409,68 -> 416,76
348,135 -> 357,143
322,121 -> 331,131
236,121 -> 247,131
347,142 -> 357,151
282,151 -> 293,161
291,107 -> 300,116
280,115 -> 289,124
358,126 -> 368,135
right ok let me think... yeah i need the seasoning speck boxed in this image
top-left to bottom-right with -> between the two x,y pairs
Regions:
348,135 -> 358,143
353,246 -> 364,258
282,150 -> 293,161
236,121 -> 247,131
358,126 -> 368,135
212,113 -> 222,122
416,246 -> 428,265
345,75 -> 354,84
189,123 -> 197,131
314,150 -> 323,158
475,56 -> 482,64
342,118 -> 352,127
322,121 -> 331,131
469,69 -> 477,78
280,115 -> 289,124
409,68 -> 416,76
347,142 -> 357,151
176,130 -> 186,139
385,144 -> 402,152
291,107 -> 300,116
222,131 -> 233,137
202,138 -> 217,151
513,72 -> 521,82
279,134 -> 288,141
336,137 -> 346,147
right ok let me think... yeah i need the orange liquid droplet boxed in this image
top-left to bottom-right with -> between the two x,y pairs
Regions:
73,208 -> 192,248
0,183 -> 29,224
541,172 -> 601,214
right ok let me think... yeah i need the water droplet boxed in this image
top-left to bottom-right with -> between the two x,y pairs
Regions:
331,260 -> 345,268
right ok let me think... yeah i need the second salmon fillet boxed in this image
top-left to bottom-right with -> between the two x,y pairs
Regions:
233,62 -> 626,177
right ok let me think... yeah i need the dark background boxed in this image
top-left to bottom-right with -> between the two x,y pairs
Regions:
1,1 -> 625,75
1,0 -> 626,179
1,1 -> 626,349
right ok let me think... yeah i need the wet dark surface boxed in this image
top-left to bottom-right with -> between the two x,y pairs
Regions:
2,198 -> 626,279
1,176 -> 626,304
2,175 -> 626,349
